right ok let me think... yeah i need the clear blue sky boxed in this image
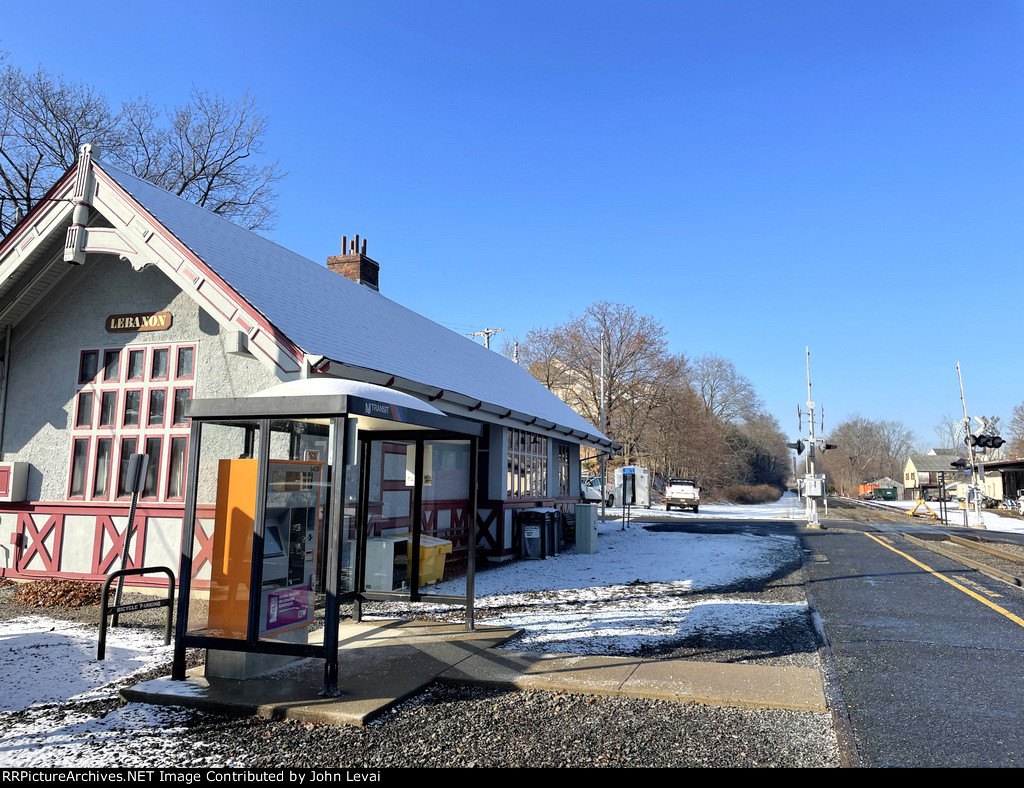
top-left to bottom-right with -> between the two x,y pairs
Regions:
3,0 -> 1023,447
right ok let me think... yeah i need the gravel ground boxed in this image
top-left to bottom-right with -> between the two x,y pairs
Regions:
179,684 -> 840,768
0,526 -> 844,769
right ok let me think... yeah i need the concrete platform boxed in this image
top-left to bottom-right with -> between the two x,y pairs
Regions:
123,618 -> 827,726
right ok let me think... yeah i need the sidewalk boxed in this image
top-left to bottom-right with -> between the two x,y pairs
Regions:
123,618 -> 827,727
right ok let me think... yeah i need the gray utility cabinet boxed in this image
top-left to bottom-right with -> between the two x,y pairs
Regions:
575,504 -> 598,554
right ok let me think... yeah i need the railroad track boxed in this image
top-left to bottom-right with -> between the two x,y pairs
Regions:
900,531 -> 1024,589
827,495 -> 1024,588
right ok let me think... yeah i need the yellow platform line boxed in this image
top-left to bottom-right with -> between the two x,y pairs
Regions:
863,532 -> 1024,629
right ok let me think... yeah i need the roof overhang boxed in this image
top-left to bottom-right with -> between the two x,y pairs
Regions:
307,357 -> 617,452
187,376 -> 482,436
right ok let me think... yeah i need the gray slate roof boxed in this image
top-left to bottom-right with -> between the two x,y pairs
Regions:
99,161 -> 607,445
907,454 -> 960,473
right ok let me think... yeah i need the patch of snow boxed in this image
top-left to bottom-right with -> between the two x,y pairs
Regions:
0,617 -> 235,768
0,617 -> 171,711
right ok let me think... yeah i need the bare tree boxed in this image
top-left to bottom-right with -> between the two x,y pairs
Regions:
933,414 -> 965,452
642,384 -> 728,489
725,412 -> 790,488
819,414 -> 916,492
0,55 -> 282,236
875,419 -> 916,480
689,354 -> 764,424
1010,403 -> 1024,458
514,326 -> 571,391
517,301 -> 685,461
118,89 -> 282,231
0,60 -> 121,232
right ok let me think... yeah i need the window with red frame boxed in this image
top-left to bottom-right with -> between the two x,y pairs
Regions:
69,343 -> 195,502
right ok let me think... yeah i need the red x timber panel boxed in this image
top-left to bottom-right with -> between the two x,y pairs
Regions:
17,512 -> 62,574
91,514 -> 147,576
1,503 -> 213,589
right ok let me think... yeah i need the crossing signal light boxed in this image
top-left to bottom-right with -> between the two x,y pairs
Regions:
968,435 -> 1005,449
787,440 -> 805,454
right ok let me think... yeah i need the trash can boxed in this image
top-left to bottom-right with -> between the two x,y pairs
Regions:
575,503 -> 597,554
520,508 -> 559,559
522,522 -> 543,559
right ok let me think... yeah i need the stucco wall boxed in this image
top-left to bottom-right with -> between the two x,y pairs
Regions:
1,254 -> 284,501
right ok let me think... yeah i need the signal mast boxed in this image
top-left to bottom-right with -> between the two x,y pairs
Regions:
788,348 -> 835,528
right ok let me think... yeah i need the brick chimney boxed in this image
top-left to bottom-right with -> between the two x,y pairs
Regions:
327,235 -> 380,291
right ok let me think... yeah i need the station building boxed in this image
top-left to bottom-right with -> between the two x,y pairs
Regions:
0,145 -> 613,594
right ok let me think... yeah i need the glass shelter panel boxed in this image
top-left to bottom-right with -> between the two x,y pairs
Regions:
363,441 -> 414,593
340,427 -> 360,595
260,419 -> 331,645
185,419 -> 262,639
421,440 -> 471,597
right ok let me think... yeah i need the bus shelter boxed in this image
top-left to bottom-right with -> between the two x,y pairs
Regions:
170,379 -> 482,695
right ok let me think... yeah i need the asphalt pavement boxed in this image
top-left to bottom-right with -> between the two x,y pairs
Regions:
804,518 -> 1024,767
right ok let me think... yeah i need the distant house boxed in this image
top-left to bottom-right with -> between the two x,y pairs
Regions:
904,454 -> 959,499
905,453 -> 1002,500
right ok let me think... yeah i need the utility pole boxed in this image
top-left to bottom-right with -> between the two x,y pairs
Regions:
467,327 -> 504,349
600,330 -> 607,522
957,362 -> 985,529
805,349 -> 820,527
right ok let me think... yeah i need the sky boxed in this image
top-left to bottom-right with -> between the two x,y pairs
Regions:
2,1 -> 1022,448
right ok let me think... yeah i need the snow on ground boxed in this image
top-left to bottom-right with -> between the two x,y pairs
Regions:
0,494 -> 805,766
0,616 -> 169,711
605,492 -> 805,522
865,498 -> 1024,534
407,493 -> 807,654
0,617 -> 236,768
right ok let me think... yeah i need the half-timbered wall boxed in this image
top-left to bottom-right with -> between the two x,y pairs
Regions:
0,253 -> 282,581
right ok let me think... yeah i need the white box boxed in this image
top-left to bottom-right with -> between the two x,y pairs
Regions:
0,463 -> 29,503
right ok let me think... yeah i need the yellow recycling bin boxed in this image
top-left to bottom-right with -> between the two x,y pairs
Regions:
397,534 -> 453,586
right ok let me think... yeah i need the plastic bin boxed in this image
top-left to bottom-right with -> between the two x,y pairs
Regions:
519,508 -> 560,559
395,534 -> 452,586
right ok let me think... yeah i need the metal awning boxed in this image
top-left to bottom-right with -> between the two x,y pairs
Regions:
187,377 -> 483,436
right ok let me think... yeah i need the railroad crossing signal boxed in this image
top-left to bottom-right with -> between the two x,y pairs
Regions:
966,434 -> 1005,449
788,439 -> 836,455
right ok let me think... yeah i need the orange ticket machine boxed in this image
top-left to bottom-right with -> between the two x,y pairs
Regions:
207,459 -> 324,641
